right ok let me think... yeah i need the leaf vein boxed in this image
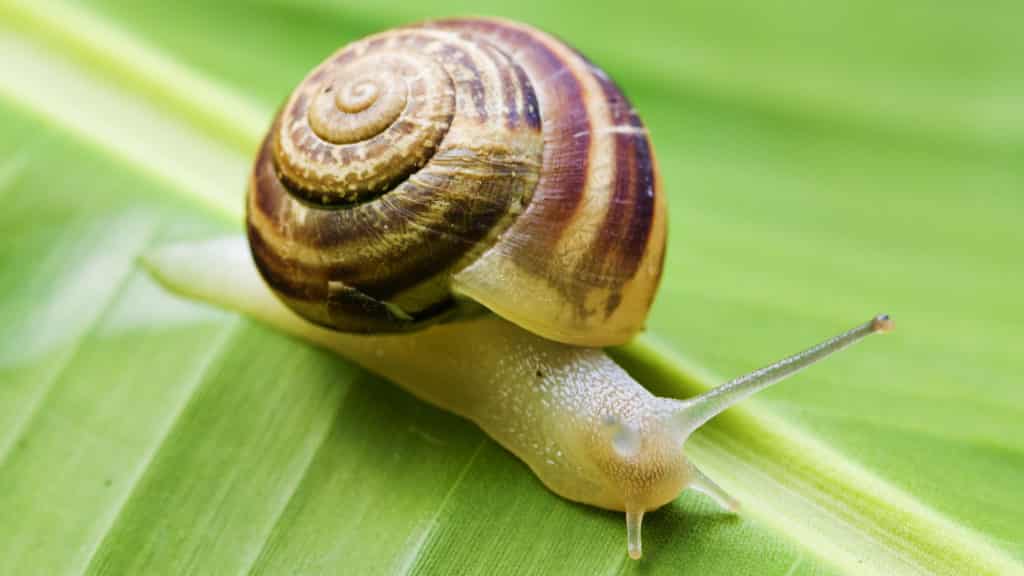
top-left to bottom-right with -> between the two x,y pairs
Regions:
80,318 -> 243,576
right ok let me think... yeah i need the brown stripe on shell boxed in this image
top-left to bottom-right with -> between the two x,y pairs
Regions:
251,219 -> 459,333
476,40 -> 541,130
248,129 -> 329,305
349,156 -> 532,299
251,132 -> 286,221
585,64 -> 656,318
511,63 -> 542,129
448,18 -> 656,288
437,42 -> 489,121
303,149 -> 536,300
432,18 -> 591,246
247,220 -> 321,305
439,18 -> 666,346
481,42 -> 520,128
249,130 -> 466,333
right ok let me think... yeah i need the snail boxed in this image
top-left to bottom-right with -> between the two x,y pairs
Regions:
145,17 -> 893,560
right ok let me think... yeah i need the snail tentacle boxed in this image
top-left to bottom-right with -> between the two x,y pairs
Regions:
688,467 -> 740,512
672,314 -> 894,436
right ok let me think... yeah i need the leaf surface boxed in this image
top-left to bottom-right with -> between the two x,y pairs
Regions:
1,1 -> 1022,574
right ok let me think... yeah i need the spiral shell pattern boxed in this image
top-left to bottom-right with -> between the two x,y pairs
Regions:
247,18 -> 666,345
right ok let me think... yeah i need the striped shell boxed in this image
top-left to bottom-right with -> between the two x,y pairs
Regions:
247,18 -> 666,347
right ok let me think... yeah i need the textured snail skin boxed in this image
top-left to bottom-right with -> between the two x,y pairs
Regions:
247,17 -> 666,346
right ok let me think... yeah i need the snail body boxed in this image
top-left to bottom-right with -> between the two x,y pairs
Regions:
147,18 -> 892,560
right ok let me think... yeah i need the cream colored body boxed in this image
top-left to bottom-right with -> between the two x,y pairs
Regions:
337,314 -> 691,513
146,236 -> 889,559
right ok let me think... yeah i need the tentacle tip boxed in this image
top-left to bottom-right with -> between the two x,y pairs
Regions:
871,314 -> 894,334
626,508 -> 644,561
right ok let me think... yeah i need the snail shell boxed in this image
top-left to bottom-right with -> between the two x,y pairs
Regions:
246,18 -> 666,347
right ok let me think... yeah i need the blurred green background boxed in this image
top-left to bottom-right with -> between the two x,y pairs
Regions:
1,0 -> 1021,574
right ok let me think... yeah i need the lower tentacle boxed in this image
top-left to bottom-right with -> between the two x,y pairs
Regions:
689,467 -> 740,512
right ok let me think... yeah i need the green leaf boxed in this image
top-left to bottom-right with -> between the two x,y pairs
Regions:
1,1 -> 1021,574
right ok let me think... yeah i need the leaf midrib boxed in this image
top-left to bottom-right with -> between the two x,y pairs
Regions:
1,2 -> 1020,575
2,0 -> 267,155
